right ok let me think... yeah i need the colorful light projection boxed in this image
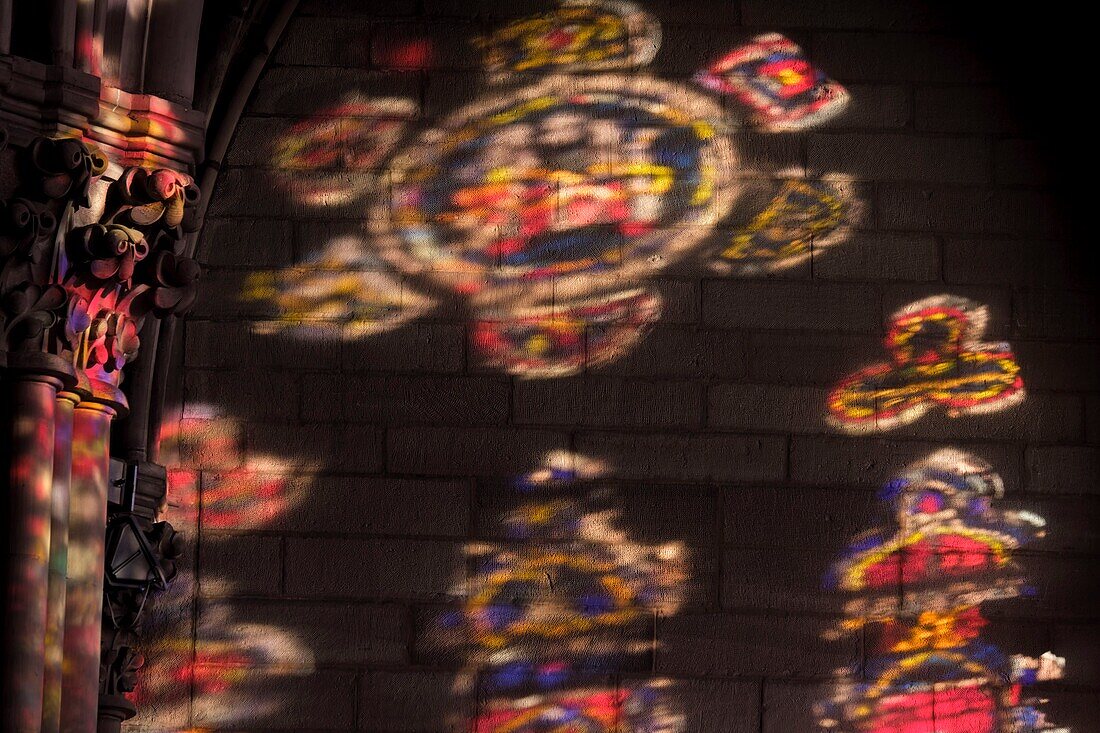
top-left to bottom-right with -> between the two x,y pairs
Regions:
130,572 -> 315,729
127,408 -> 316,730
816,450 -> 1068,733
439,450 -> 686,732
242,235 -> 433,340
367,72 -> 735,379
695,33 -> 850,131
475,0 -> 661,75
474,288 -> 661,377
828,296 -> 1025,434
271,95 -> 417,208
372,74 -> 734,302
714,172 -> 860,274
155,404 -> 306,531
256,2 -> 859,377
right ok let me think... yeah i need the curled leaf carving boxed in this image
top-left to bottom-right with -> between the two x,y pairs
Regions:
70,223 -> 150,282
65,295 -> 93,345
147,251 -> 201,317
24,137 -> 108,207
82,309 -> 139,373
1,135 -> 109,356
114,168 -> 199,229
1,134 -> 201,374
100,644 -> 143,696
0,283 -> 68,351
0,199 -> 58,258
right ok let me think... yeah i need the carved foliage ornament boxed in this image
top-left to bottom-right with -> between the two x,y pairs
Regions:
65,163 -> 200,378
0,135 -> 107,354
0,131 -> 201,379
101,520 -> 183,698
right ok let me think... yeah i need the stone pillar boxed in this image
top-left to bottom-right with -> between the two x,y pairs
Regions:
59,382 -> 123,733
95,697 -> 136,733
46,0 -> 77,67
0,0 -> 12,55
0,352 -> 71,733
143,0 -> 204,104
41,388 -> 80,733
73,0 -> 107,77
2,134 -> 200,731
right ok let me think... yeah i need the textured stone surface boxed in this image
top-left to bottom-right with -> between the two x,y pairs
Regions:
171,2 -> 1100,731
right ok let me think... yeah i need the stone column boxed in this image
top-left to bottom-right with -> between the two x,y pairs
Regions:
41,387 -> 80,732
0,352 -> 72,733
0,0 -> 12,55
47,0 -> 78,67
143,0 -> 205,104
59,380 -> 124,733
73,0 -> 107,77
2,134 -> 200,731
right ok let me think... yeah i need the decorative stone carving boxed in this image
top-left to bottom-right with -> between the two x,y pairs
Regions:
63,154 -> 200,388
23,136 -> 104,208
142,251 -> 201,317
71,224 -> 150,281
1,132 -> 201,381
100,518 -> 183,704
0,282 -> 67,353
1,132 -> 200,727
0,136 -> 107,358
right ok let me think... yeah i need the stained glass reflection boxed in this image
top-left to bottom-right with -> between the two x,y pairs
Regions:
817,450 -> 1068,733
438,450 -> 686,732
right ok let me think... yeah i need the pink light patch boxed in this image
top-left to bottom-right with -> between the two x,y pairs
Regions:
695,33 -> 849,131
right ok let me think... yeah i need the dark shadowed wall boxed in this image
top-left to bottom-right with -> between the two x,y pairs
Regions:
134,1 -> 1100,730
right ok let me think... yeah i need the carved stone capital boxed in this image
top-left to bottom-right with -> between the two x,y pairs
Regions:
1,130 -> 202,397
21,135 -> 106,208
64,165 -> 200,393
0,133 -> 105,368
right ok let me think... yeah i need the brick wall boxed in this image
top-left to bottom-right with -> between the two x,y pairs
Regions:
146,1 -> 1099,730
